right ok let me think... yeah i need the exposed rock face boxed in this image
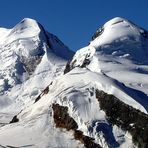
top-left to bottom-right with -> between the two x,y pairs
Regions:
10,115 -> 19,124
52,103 -> 101,148
34,82 -> 52,103
92,26 -> 104,41
64,54 -> 91,74
96,90 -> 148,148
20,56 -> 43,75
52,104 -> 78,130
64,61 -> 71,74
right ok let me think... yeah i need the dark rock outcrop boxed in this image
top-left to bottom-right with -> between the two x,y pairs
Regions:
52,103 -> 101,148
96,90 -> 148,148
92,27 -> 104,40
52,104 -> 78,130
64,56 -> 91,74
64,61 -> 71,74
9,115 -> 19,124
34,82 -> 52,103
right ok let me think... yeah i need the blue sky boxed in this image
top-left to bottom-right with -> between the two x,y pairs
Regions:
0,0 -> 147,51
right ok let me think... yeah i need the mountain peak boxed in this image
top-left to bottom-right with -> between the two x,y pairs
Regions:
0,17 -> 73,97
66,17 -> 148,74
21,17 -> 38,23
104,17 -> 126,26
0,18 -> 41,45
92,17 -> 140,41
92,17 -> 148,42
18,18 -> 40,29
9,18 -> 40,37
90,17 -> 148,64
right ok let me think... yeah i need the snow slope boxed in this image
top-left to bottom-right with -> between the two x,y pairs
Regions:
0,68 -> 135,148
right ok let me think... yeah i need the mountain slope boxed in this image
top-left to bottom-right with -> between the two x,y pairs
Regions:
0,17 -> 148,148
0,18 -> 74,118
0,68 -> 144,147
66,17 -> 148,113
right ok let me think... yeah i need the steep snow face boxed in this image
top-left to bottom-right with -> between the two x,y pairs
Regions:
69,17 -> 148,113
0,18 -> 73,114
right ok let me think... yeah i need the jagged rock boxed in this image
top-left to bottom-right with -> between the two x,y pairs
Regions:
64,61 -> 71,74
34,82 -> 52,103
96,89 -> 148,147
9,115 -> 19,124
52,104 -> 78,130
52,103 -> 101,148
92,26 -> 104,40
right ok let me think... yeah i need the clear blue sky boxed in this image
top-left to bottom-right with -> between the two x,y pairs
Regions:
0,0 -> 147,51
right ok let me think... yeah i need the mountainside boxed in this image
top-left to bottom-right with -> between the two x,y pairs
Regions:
0,18 -> 73,119
66,17 -> 148,113
0,17 -> 148,148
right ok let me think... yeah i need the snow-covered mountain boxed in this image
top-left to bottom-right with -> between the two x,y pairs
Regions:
0,17 -> 148,148
66,17 -> 148,113
0,18 -> 73,117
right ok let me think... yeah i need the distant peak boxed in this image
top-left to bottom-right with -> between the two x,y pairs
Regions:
9,17 -> 41,36
91,16 -> 147,41
20,18 -> 38,25
108,17 -> 126,22
17,18 -> 40,29
104,17 -> 130,28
